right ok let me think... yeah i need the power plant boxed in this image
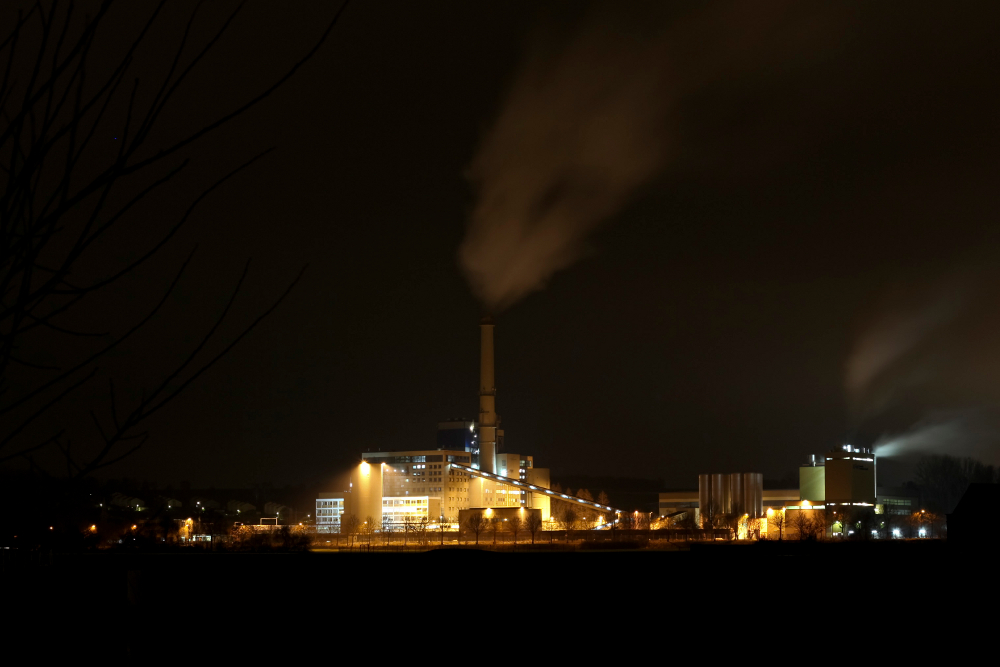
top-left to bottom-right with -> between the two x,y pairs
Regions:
316,317 -> 617,532
313,319 -> 899,541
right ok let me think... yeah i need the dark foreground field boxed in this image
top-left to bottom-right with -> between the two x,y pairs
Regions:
3,539 -> 986,622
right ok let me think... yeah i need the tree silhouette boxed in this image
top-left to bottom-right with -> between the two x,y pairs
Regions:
402,515 -> 414,546
464,511 -> 487,545
381,514 -> 394,546
526,511 -> 543,544
557,505 -> 577,536
789,510 -> 813,541
361,515 -> 376,549
508,513 -> 524,546
0,0 -> 348,477
831,507 -> 852,539
341,514 -> 360,548
767,509 -> 785,540
489,515 -> 501,545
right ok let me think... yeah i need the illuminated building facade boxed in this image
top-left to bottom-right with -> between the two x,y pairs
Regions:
352,448 -> 548,524
316,493 -> 345,532
362,449 -> 472,521
797,445 -> 876,506
382,496 -> 429,524
824,445 -> 876,505
799,455 -> 826,502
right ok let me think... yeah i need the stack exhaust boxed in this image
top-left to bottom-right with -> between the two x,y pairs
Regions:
478,315 -> 497,473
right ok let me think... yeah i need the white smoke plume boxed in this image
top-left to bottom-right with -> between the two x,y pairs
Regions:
845,279 -> 969,421
459,2 -> 827,311
459,13 -> 672,311
873,410 -> 1000,464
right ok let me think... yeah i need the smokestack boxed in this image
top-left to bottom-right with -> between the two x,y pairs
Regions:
479,315 -> 497,473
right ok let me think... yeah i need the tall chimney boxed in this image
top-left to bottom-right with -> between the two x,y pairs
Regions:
478,315 -> 497,473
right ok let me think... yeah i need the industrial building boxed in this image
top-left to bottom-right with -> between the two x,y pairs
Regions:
698,472 -> 764,520
657,445 -> 925,538
797,445 -> 876,505
318,317 -> 616,531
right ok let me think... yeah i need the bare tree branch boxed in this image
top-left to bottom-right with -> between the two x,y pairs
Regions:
0,1 -> 348,476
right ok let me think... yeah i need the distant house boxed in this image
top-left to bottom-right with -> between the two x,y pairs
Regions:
110,492 -> 146,511
947,483 -> 1000,547
190,497 -> 221,511
155,496 -> 181,511
226,500 -> 256,514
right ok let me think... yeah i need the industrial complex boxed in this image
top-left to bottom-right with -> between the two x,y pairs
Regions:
657,445 -> 920,538
316,318 -> 918,540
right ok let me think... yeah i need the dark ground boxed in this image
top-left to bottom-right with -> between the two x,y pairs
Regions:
5,539 -> 988,646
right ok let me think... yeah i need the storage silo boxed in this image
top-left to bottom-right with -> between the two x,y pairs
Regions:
730,474 -> 745,516
711,473 -> 730,515
743,472 -> 763,517
698,474 -> 711,522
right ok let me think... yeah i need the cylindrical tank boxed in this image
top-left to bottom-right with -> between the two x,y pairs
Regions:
754,472 -> 763,517
710,474 -> 724,519
698,474 -> 711,526
730,474 -> 745,516
721,474 -> 733,515
710,473 -> 729,516
743,472 -> 763,517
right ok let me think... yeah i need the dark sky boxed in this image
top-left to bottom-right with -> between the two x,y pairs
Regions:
9,1 -> 1000,489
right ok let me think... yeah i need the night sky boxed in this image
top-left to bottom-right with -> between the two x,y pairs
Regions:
10,1 -> 1000,490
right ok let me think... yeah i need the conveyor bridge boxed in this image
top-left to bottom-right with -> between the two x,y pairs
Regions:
450,462 -> 622,515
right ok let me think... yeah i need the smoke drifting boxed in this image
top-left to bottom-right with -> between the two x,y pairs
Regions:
849,273 -> 1000,463
845,280 -> 969,421
460,1 -> 839,311
459,10 -> 674,311
874,410 -> 1000,464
